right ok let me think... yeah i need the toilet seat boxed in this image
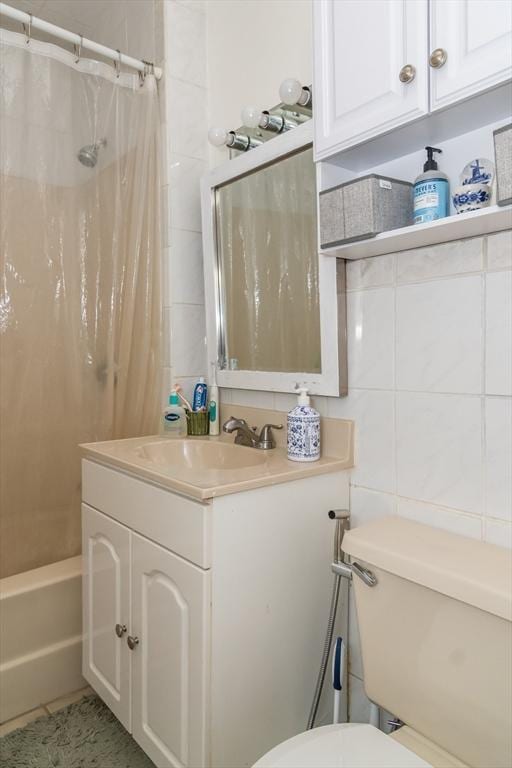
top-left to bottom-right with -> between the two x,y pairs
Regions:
253,723 -> 433,768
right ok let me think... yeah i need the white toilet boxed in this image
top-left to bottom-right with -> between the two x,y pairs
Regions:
254,516 -> 512,768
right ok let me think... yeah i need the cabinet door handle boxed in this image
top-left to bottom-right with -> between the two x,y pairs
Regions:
127,635 -> 139,650
399,64 -> 416,84
115,623 -> 127,638
429,48 -> 447,69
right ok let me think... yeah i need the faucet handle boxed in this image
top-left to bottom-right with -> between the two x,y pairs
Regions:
258,423 -> 283,449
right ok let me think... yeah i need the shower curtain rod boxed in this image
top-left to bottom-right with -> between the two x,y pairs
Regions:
0,2 -> 163,79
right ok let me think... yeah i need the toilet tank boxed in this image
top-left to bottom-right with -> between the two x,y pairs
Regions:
343,517 -> 512,768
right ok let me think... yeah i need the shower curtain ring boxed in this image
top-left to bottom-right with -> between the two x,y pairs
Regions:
74,35 -> 83,64
22,13 -> 32,44
115,49 -> 121,78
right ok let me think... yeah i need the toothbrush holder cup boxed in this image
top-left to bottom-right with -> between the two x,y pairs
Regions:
185,409 -> 210,436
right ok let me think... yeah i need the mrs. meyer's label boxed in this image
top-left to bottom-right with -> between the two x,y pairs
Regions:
413,178 -> 449,224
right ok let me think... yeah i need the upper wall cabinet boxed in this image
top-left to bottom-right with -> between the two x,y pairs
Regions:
430,0 -> 512,110
314,0 -> 429,159
314,0 -> 512,161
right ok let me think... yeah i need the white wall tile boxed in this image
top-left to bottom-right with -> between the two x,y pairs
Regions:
168,154 -> 205,232
487,230 -> 512,271
485,271 -> 512,395
170,303 -> 206,376
346,254 -> 394,291
230,389 -> 275,410
312,396 -> 329,417
396,276 -> 482,394
347,288 -> 394,390
397,498 -> 482,540
166,78 -> 207,160
396,237 -> 483,283
168,229 -> 205,305
348,674 -> 372,724
485,397 -> 512,522
175,0 -> 205,12
396,392 -> 482,514
219,387 -> 233,405
484,519 -> 512,549
273,392 -> 297,413
165,0 -> 206,86
329,390 -> 395,494
349,486 -> 397,528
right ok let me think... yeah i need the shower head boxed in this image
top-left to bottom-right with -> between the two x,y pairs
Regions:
77,138 -> 107,168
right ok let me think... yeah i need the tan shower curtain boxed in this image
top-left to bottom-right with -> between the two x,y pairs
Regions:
0,32 -> 161,578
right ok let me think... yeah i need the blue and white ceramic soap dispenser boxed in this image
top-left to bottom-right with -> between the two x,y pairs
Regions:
287,387 -> 320,462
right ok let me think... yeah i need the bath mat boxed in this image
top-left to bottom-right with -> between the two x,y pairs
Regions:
0,695 -> 155,768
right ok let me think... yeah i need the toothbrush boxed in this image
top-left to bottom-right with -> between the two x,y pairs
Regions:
332,637 -> 345,725
174,384 -> 193,412
209,362 -> 220,436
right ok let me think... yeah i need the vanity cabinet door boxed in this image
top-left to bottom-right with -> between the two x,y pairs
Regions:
131,533 -> 210,768
429,0 -> 512,111
82,504 -> 131,730
313,0 -> 429,159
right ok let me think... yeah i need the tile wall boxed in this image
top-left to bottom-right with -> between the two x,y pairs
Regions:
160,0 -> 208,405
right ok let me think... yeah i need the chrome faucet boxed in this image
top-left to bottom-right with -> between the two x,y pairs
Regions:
222,417 -> 283,449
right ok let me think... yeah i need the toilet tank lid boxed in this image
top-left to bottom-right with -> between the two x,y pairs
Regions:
343,517 -> 512,621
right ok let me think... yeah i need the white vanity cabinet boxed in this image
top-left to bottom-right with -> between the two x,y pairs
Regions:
82,505 -> 131,730
314,0 -> 512,160
81,457 -> 349,768
82,503 -> 209,768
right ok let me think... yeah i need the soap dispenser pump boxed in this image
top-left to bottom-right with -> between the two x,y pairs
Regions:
287,387 -> 320,462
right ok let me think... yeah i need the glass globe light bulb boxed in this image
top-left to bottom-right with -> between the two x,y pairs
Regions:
240,105 -> 262,129
279,78 -> 303,106
208,127 -> 228,147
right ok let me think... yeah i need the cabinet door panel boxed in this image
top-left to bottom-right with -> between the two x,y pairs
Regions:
314,0 -> 428,158
131,533 -> 210,768
430,0 -> 512,110
82,504 -> 131,730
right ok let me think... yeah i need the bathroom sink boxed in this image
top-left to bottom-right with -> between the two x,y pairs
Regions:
135,439 -> 267,471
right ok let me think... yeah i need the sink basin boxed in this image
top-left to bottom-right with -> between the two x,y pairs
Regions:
135,439 -> 267,471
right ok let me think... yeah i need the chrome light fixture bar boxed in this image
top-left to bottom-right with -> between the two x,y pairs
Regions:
208,127 -> 263,151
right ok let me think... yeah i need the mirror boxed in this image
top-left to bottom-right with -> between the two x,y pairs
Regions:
201,125 -> 346,397
215,146 -> 321,373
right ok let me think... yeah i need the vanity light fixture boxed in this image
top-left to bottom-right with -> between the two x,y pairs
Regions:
279,78 -> 313,108
208,126 -> 263,151
240,105 -> 297,133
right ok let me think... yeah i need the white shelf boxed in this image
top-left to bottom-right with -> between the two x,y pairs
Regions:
321,205 -> 512,261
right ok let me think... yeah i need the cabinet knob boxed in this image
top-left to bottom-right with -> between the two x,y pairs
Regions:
127,635 -> 139,650
115,623 -> 127,638
429,48 -> 447,69
399,64 -> 416,84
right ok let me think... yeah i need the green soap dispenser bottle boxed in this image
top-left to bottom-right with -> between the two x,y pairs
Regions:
413,146 -> 449,224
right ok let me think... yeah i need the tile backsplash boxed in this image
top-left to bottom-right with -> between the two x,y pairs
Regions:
222,230 -> 512,548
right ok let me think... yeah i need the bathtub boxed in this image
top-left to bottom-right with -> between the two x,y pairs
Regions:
0,556 -> 85,722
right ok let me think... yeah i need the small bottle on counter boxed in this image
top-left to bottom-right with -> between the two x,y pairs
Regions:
287,387 -> 320,462
162,390 -> 187,437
